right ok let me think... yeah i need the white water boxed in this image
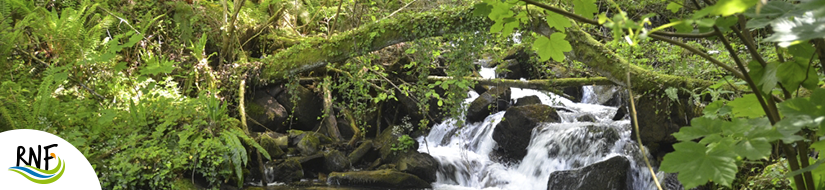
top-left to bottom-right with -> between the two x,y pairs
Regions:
418,67 -> 659,190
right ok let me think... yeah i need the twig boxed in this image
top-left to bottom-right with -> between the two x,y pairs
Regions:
377,0 -> 418,23
627,72 -> 663,190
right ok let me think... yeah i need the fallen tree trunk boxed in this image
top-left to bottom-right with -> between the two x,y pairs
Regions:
260,5 -> 723,93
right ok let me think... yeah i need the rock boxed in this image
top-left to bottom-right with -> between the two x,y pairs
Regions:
612,106 -> 628,121
348,140 -> 374,164
546,156 -> 630,190
603,88 -> 628,107
327,170 -> 431,188
258,133 -> 286,158
266,158 -> 303,183
324,150 -> 351,172
496,59 -> 527,79
515,95 -> 542,106
376,126 -> 419,162
297,133 -> 320,156
630,94 -> 699,155
563,86 -> 584,103
275,84 -> 323,131
466,87 -> 511,123
492,105 -> 560,161
577,114 -> 596,122
247,89 -> 289,132
396,152 -> 439,183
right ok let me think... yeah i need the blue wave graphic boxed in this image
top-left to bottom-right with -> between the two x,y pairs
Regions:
9,166 -> 55,179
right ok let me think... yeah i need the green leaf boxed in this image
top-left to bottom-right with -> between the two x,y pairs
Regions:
694,18 -> 716,27
473,2 -> 493,17
661,141 -> 738,189
532,33 -> 572,62
674,117 -> 724,141
732,137 -> 771,160
672,19 -> 694,33
727,94 -> 766,118
97,109 -> 117,125
776,60 -> 818,91
744,1 -> 795,29
545,11 -> 571,31
572,0 -> 598,18
764,13 -> 825,47
665,87 -> 679,103
712,0 -> 759,16
53,72 -> 68,83
788,42 -> 816,62
748,61 -> 778,94
667,2 -> 683,13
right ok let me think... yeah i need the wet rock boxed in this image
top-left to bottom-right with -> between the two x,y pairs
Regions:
327,169 -> 431,188
396,152 -> 439,183
257,132 -> 286,158
613,106 -> 628,121
603,88 -> 628,107
492,105 -> 560,161
515,95 -> 542,106
546,156 -> 630,190
496,59 -> 527,79
466,87 -> 511,123
247,89 -> 289,132
275,84 -> 323,131
563,86 -> 584,103
631,94 -> 699,155
266,158 -> 303,183
324,150 -> 350,172
297,133 -> 320,156
577,114 -> 596,122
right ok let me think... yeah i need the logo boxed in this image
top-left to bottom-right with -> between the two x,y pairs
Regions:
9,144 -> 66,184
0,129 -> 101,189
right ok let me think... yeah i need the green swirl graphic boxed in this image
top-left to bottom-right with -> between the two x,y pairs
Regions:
8,157 -> 65,184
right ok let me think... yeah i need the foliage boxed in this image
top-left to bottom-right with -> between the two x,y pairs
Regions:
474,0 -> 825,189
391,135 -> 416,153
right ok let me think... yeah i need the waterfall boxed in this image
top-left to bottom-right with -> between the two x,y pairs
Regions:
419,67 -> 659,190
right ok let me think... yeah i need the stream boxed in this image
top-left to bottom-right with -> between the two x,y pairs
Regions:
417,67 -> 660,190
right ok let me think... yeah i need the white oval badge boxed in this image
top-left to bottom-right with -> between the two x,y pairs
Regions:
0,129 -> 101,189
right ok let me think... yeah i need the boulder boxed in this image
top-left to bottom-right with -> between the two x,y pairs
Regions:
257,132 -> 286,158
546,156 -> 630,190
324,150 -> 351,172
466,87 -> 511,123
275,84 -> 323,131
297,133 -> 320,156
515,95 -> 542,106
247,89 -> 289,132
563,86 -> 584,103
496,59 -> 527,79
577,114 -> 596,122
492,105 -> 560,161
266,158 -> 303,183
327,170 -> 431,188
396,152 -> 439,183
630,94 -> 699,155
375,125 -> 419,162
612,106 -> 628,121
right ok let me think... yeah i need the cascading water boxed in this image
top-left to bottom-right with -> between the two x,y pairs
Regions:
418,67 -> 660,190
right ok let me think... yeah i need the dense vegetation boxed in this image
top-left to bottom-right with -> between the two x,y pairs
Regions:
1,0 -> 824,189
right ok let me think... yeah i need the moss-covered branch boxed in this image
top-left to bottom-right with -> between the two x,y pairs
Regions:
261,6 -> 488,80
262,5 -> 725,93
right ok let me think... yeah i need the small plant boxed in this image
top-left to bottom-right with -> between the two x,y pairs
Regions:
391,135 -> 416,153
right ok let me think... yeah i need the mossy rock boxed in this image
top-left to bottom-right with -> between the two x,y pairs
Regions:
327,169 -> 431,188
324,149 -> 351,172
171,177 -> 198,190
466,86 -> 511,123
258,133 -> 286,158
492,104 -> 560,161
266,158 -> 304,183
298,133 -> 320,156
376,125 -> 419,163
